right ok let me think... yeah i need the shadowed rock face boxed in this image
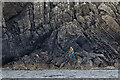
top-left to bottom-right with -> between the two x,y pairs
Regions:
2,2 -> 120,68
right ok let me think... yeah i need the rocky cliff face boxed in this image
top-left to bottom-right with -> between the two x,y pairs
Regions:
2,2 -> 120,69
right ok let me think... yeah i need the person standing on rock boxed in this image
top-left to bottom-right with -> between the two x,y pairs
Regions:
69,47 -> 75,59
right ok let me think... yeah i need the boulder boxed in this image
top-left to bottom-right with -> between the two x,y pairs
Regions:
98,3 -> 116,17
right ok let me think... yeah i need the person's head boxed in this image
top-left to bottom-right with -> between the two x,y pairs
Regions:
70,47 -> 73,50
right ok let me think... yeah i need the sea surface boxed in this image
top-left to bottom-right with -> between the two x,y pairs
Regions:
1,66 -> 119,78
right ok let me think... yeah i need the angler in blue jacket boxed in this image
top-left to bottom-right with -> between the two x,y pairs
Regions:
69,47 -> 75,59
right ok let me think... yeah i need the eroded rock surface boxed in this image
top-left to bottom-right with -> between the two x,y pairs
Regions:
2,2 -> 120,69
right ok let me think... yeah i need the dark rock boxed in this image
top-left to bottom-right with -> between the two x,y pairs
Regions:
102,15 -> 120,43
93,57 -> 104,66
117,3 -> 120,14
51,57 -> 66,67
98,3 -> 116,17
76,15 -> 85,24
76,36 -> 92,52
22,55 -> 34,65
3,3 -> 27,21
2,2 -> 120,68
